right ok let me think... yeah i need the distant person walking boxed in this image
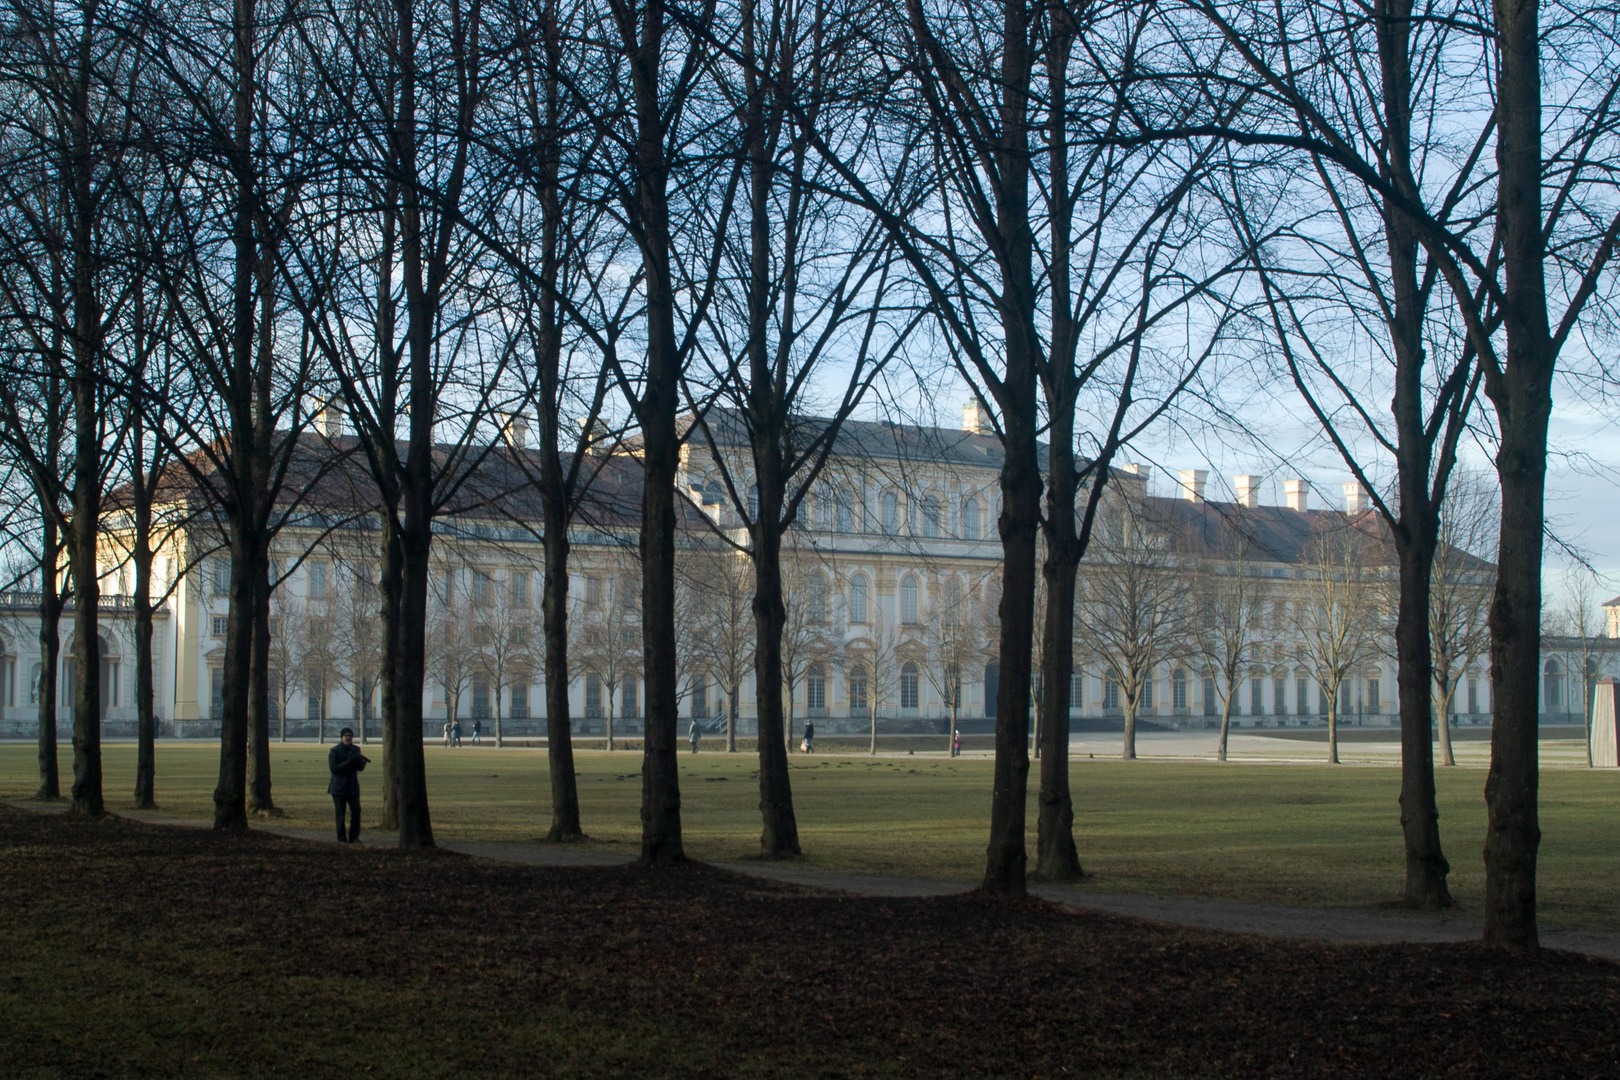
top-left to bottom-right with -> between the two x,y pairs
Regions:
327,727 -> 370,843
802,720 -> 814,754
472,719 -> 482,746
952,730 -> 962,756
443,719 -> 452,748
689,719 -> 701,754
452,719 -> 462,747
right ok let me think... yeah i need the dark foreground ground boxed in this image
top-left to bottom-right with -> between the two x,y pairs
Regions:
2,808 -> 1617,1079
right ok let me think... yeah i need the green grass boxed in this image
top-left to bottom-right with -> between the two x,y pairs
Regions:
5,740 -> 1619,929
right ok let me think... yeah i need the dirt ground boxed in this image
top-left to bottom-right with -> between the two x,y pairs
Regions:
3,806 -> 1618,1079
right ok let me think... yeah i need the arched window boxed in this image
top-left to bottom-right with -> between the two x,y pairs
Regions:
703,478 -> 724,505
807,663 -> 827,715
907,493 -> 921,533
836,487 -> 854,532
1104,668 -> 1120,711
900,574 -> 919,624
847,664 -> 869,715
923,496 -> 941,538
901,662 -> 920,710
881,491 -> 899,534
962,497 -> 981,540
807,574 -> 829,624
849,573 -> 869,624
1173,669 -> 1188,710
1545,658 -> 1562,710
747,484 -> 759,522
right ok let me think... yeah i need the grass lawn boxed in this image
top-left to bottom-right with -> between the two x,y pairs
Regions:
3,740 -> 1618,930
3,808 -> 1618,1080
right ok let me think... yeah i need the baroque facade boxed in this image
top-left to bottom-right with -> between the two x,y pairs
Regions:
0,406 -> 1605,740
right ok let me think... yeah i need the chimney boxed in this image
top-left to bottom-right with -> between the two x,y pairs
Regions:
1177,468 -> 1208,501
1234,474 -> 1260,508
500,413 -> 529,450
1343,481 -> 1369,513
1284,479 -> 1308,512
962,400 -> 984,435
1120,462 -> 1151,493
319,400 -> 345,439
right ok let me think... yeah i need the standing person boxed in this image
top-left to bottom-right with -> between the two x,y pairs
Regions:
327,727 -> 370,843
452,718 -> 462,747
802,720 -> 814,755
689,719 -> 700,754
472,719 -> 482,746
952,730 -> 962,757
443,719 -> 452,748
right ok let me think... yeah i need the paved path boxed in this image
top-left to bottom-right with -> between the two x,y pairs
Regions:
12,800 -> 1619,960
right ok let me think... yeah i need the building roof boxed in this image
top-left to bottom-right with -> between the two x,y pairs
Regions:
677,407 -> 1043,471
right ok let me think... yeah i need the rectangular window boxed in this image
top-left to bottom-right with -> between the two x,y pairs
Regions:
1273,678 -> 1286,715
1142,676 -> 1154,710
690,675 -> 708,718
1070,673 -> 1085,710
472,678 -> 491,719
1203,677 -> 1217,716
807,673 -> 826,712
212,615 -> 228,638
623,676 -> 638,719
4,659 -> 13,707
1367,678 -> 1380,712
1341,682 -> 1352,715
1250,677 -> 1264,715
1467,678 -> 1479,714
1318,682 -> 1329,716
586,576 -> 602,607
212,558 -> 231,597
1104,677 -> 1119,711
1172,674 -> 1188,711
1297,678 -> 1309,715
510,684 -> 529,719
307,675 -> 325,721
848,672 -> 868,714
510,571 -> 529,606
308,561 -> 328,600
472,571 -> 492,606
210,667 -> 224,720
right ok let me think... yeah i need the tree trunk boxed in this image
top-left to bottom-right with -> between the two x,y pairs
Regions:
213,528 -> 255,829
539,489 -> 583,840
606,700 -> 615,753
248,545 -> 277,814
133,540 -> 156,808
392,491 -> 435,849
1394,540 -> 1450,906
753,503 -> 800,857
1437,683 -> 1456,767
1327,696 -> 1340,765
1482,0 -> 1549,953
1034,452 -> 1082,879
1217,682 -> 1235,762
36,519 -> 62,801
1121,695 -> 1138,760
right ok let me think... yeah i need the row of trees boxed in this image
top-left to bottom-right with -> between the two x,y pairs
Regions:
0,0 -> 1613,952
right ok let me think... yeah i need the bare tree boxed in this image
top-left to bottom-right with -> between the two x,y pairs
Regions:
1294,521 -> 1381,765
574,564 -> 639,752
921,573 -> 988,755
1081,499 -> 1186,760
682,541 -> 755,754
1430,473 -> 1496,767
844,601 -> 902,755
267,585 -> 312,742
426,565 -> 477,745
472,565 -> 537,749
779,546 -> 832,755
1189,531 -> 1265,762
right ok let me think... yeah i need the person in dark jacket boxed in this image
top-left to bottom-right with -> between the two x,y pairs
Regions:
327,727 -> 370,843
802,720 -> 814,754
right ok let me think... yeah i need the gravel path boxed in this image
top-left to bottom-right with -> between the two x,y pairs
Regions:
15,799 -> 1619,959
